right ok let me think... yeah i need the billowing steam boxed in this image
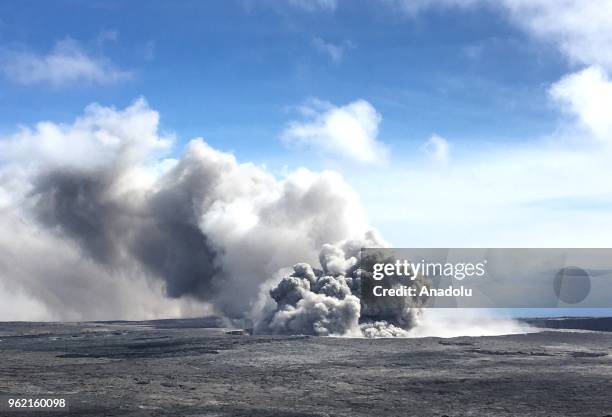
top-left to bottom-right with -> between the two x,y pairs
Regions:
253,232 -> 429,337
0,98 -> 531,338
252,237 -> 531,337
0,99 -> 368,321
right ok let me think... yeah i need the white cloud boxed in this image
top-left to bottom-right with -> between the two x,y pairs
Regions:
349,27 -> 612,247
462,43 -> 484,60
500,0 -> 612,72
95,29 -> 119,45
288,0 -> 337,11
422,133 -> 450,164
0,97 -> 172,170
312,38 -> 353,62
387,0 -> 612,72
384,0 -> 481,16
355,136 -> 612,247
381,2 -> 612,153
1,38 -> 130,86
550,66 -> 612,142
282,99 -> 388,164
348,1 -> 612,247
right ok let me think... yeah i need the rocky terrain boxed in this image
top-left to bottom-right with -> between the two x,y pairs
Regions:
1,318 -> 612,416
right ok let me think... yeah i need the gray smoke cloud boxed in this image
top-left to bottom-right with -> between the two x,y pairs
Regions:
0,98 -> 532,339
31,164 -> 220,301
0,99 -> 371,321
253,232 -> 428,337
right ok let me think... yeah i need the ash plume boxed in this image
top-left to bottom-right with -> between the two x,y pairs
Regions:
0,99 -> 370,321
0,98 -> 529,338
254,232 -> 427,337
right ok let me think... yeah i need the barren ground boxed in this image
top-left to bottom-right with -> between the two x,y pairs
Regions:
1,318 -> 612,416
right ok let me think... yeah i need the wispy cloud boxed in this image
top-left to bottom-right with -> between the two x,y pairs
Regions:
288,0 -> 337,12
94,29 -> 119,45
1,37 -> 130,87
352,0 -> 612,246
282,99 -> 388,164
142,40 -> 156,62
421,133 -> 450,164
499,0 -> 612,73
387,0 -> 612,72
312,38 -> 354,62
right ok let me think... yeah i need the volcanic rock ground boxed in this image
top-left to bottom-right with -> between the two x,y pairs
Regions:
1,318 -> 612,417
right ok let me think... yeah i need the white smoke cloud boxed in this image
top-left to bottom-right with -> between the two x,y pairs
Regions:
0,98 -> 370,321
0,98 -> 535,339
282,99 -> 388,164
0,38 -> 131,86
406,309 -> 534,338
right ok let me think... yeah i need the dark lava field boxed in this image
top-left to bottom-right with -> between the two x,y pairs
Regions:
1,317 -> 612,417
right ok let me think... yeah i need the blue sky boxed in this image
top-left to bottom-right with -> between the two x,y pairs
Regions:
0,0 -> 563,158
2,0 -> 612,321
2,0 -> 612,248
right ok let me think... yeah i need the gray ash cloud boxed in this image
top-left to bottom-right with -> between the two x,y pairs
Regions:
0,99 -> 371,321
254,232 -> 426,337
31,166 -> 221,301
0,99 -> 522,338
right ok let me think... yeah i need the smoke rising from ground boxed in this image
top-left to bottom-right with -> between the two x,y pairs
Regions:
253,232 -> 430,337
0,98 -> 530,339
0,99 -> 368,321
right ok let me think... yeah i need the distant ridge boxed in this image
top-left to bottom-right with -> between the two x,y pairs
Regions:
522,317 -> 612,332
